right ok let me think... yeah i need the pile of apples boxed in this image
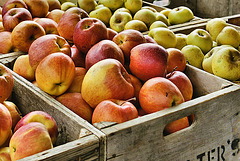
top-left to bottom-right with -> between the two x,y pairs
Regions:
0,63 -> 59,161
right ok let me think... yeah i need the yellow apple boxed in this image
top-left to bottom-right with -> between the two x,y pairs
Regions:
149,21 -> 168,31
124,0 -> 142,15
134,8 -> 156,27
98,0 -> 124,12
77,0 -> 96,13
124,20 -> 148,32
216,26 -> 240,48
206,18 -> 227,41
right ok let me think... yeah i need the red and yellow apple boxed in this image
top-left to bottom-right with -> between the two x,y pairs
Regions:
34,18 -> 59,35
3,101 -> 21,129
70,45 -> 85,67
66,67 -> 86,93
2,0 -> 28,16
23,0 -> 49,18
164,116 -> 189,135
0,31 -> 15,54
0,147 -> 11,161
166,48 -> 186,73
46,9 -> 64,24
0,103 -> 12,147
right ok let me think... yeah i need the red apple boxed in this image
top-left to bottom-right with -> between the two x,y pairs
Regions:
164,116 -> 189,135
129,74 -> 142,100
107,27 -> 118,40
0,63 -> 14,103
14,111 -> 58,145
0,31 -> 15,54
85,39 -> 124,70
73,17 -> 108,54
9,122 -> 53,161
144,35 -> 158,44
46,9 -> 64,24
70,45 -> 85,67
3,101 -> 21,129
57,7 -> 89,43
11,20 -> 46,53
28,34 -> 71,71
35,52 -> 75,96
34,18 -> 59,35
112,29 -> 146,61
66,67 -> 86,93
23,0 -> 49,18
56,93 -> 93,122
13,54 -> 35,81
0,147 -> 11,161
2,7 -> 32,32
92,99 -> 138,124
2,0 -> 28,16
0,130 -> 13,148
0,103 -> 12,147
139,77 -> 184,114
166,71 -> 193,101
46,0 -> 61,11
166,48 -> 186,73
81,59 -> 134,108
129,43 -> 168,82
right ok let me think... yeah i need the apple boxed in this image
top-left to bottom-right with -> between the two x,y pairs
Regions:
144,35 -> 158,44
0,130 -> 13,148
148,27 -> 177,49
11,20 -> 46,53
14,111 -> 58,145
9,122 -> 53,161
0,147 -> 11,161
166,71 -> 193,101
114,7 -> 131,14
129,43 -> 168,82
0,63 -> 14,103
129,74 -> 142,100
77,0 -> 96,13
0,31 -> 15,54
89,5 -> 112,26
212,46 -> 240,81
66,67 -> 86,93
160,8 -> 172,18
92,99 -> 138,124
166,48 -> 186,73
46,9 -> 65,24
216,26 -> 240,48
85,39 -> 124,70
47,0 -> 61,11
35,52 -> 75,96
149,21 -> 168,31
2,0 -> 28,16
70,45 -> 85,67
109,11 -> 132,33
187,29 -> 213,54
73,17 -> 108,54
124,20 -> 148,32
56,92 -> 93,122
60,2 -> 77,11
181,45 -> 204,69
124,0 -> 142,15
112,29 -> 146,61
133,8 -> 156,28
155,12 -> 168,26
81,58 -> 134,108
206,18 -> 227,41
2,101 -> 21,129
2,7 -> 32,32
98,0 -> 124,12
175,33 -> 188,50
107,27 -> 118,40
23,0 -> 49,18
28,34 -> 71,71
34,18 -> 59,35
168,6 -> 194,25
0,103 -> 12,147
164,116 -> 189,135
139,77 -> 184,114
0,22 -> 4,32
57,7 -> 89,43
13,54 -> 35,81
141,6 -> 157,13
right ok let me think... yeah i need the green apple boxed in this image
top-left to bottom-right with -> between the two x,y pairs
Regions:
124,0 -> 142,15
212,46 -> 240,81
187,29 -> 213,54
160,8 -> 172,18
61,2 -> 77,11
58,0 -> 77,4
148,27 -> 177,49
98,0 -> 124,11
149,21 -> 168,31
175,33 -> 188,50
168,6 -> 194,25
110,11 -> 132,33
77,0 -> 96,13
89,5 -> 112,26
216,26 -> 240,48
206,18 -> 227,41
212,41 -> 218,48
181,45 -> 204,69
155,12 -> 168,26
114,7 -> 131,14
133,8 -> 156,28
141,6 -> 157,13
124,20 -> 148,32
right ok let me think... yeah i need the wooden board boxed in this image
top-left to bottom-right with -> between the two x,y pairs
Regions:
222,14 -> 240,27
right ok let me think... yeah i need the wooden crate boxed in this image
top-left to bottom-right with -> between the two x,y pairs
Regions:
0,63 -> 105,161
222,14 -> 240,28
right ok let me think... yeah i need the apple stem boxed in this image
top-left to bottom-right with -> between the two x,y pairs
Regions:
167,66 -> 178,78
120,97 -> 136,106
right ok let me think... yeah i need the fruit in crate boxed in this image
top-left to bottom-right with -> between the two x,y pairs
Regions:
56,92 -> 93,122
2,0 -> 28,16
92,99 -> 138,124
0,147 -> 11,161
34,18 -> 59,35
206,18 -> 227,41
168,6 -> 194,25
9,122 -> 53,161
0,31 -> 15,54
164,116 -> 189,135
46,0 -> 61,11
66,67 -> 86,93
35,52 -> 75,96
98,0 -> 124,12
3,101 -> 21,129
107,28 -> 118,40
124,20 -> 148,32
139,77 -> 184,114
155,12 -> 168,26
129,43 -> 168,82
129,74 -> 142,100
175,33 -> 188,50
187,29 -> 213,54
0,103 -> 12,147
77,0 -> 96,13
216,26 -> 240,48
23,0 -> 49,18
166,48 -> 186,73
60,2 -> 77,11
212,46 -> 240,81
89,5 -> 112,26
124,0 -> 142,15
73,17 -> 108,54
109,11 -> 132,33
0,63 -> 14,103
70,45 -> 85,67
133,8 -> 156,28
81,58 -> 134,108
46,9 -> 64,24
149,21 -> 168,31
